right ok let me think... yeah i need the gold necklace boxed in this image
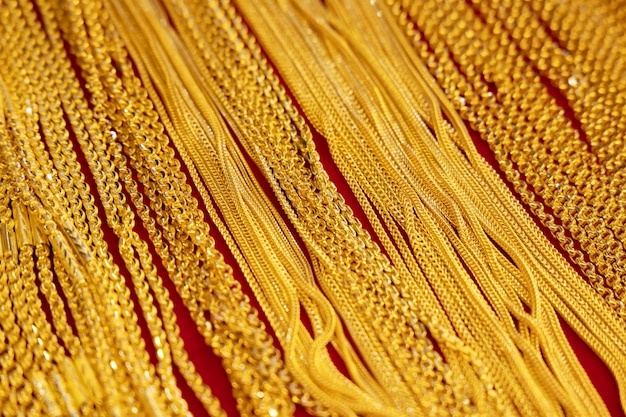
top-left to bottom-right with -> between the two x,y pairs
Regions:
499,0 -> 626,168
380,0 -> 626,410
149,0 -> 488,415
1,2 -> 161,412
55,0 -> 295,413
2,0 -> 626,416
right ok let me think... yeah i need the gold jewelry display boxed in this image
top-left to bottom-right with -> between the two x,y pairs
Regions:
0,0 -> 625,416
232,1 -> 626,416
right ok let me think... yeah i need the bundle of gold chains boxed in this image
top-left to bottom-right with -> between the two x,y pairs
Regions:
0,0 -> 625,416
382,0 -> 626,318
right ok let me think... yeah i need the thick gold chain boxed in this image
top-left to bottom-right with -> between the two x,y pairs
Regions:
497,0 -> 626,168
1,1 -> 157,413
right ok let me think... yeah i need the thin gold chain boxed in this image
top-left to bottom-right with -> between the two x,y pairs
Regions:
146,0 -> 520,414
380,0 -> 626,411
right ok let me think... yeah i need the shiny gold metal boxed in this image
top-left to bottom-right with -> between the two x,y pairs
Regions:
1,0 -> 626,416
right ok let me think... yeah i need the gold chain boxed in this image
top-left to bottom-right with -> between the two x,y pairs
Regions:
498,0 -> 626,168
1,1 -> 154,412
380,0 -> 626,410
102,1 -> 391,415
50,0 -> 293,412
149,0 -> 489,415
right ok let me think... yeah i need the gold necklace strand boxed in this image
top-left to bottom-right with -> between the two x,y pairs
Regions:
0,94 -> 129,416
347,0 -> 626,411
0,23 -> 60,417
147,0 -> 434,412
2,0 -> 342,412
31,0 -> 227,414
236,0 -> 626,416
2,0 -> 620,416
45,0 -> 295,415
3,7 -> 181,417
105,0 -> 368,412
348,0 -> 614,412
232,0 -> 524,412
103,0 -> 624,412
0,22 -> 142,417
12,206 -> 75,416
19,0 -> 201,415
95,13 -> 296,417
478,0 -> 626,306
377,0 -> 626,409
445,0 -> 626,313
33,0 -> 289,414
0,171 -> 49,416
105,0 -> 422,415
0,194 -> 86,416
151,0 -> 501,415
239,1 -> 535,415
387,0 -> 626,318
18,3 -> 179,409
536,0 -> 626,167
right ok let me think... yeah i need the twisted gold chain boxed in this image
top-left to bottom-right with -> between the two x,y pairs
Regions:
0,0 -> 293,415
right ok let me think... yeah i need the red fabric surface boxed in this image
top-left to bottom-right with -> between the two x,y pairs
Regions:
65,15 -> 625,417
